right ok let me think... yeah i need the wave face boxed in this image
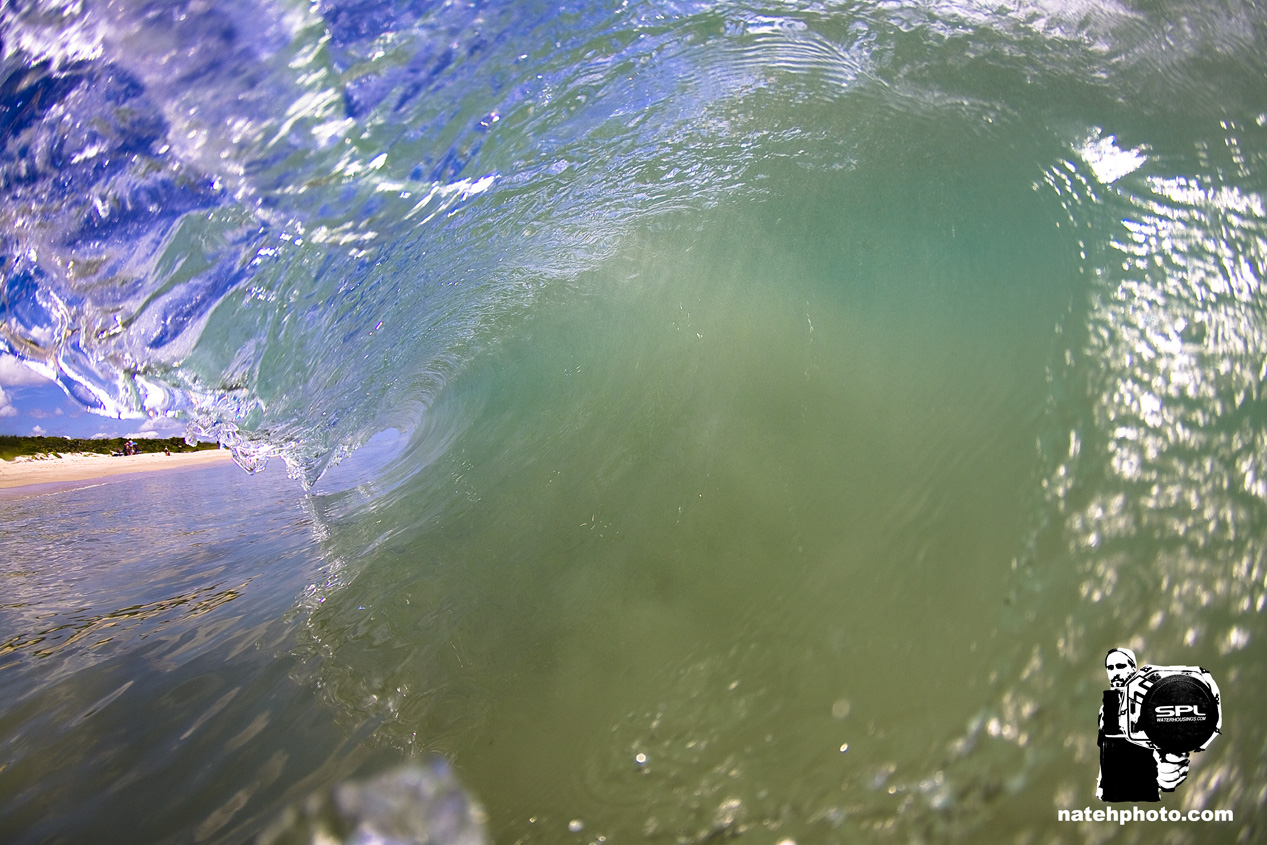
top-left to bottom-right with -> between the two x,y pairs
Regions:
2,0 -> 889,477
4,0 -> 1267,842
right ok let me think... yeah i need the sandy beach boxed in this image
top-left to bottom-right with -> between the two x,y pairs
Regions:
0,449 -> 235,490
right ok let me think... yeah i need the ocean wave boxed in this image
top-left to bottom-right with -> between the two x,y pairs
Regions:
6,0 -> 1191,482
4,2 -> 1267,842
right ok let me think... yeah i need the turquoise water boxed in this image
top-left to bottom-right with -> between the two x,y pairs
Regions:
3,0 -> 1267,842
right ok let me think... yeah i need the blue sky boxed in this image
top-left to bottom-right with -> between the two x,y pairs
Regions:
0,354 -> 187,440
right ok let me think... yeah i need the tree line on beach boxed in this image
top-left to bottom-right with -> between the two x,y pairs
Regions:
0,435 -> 220,462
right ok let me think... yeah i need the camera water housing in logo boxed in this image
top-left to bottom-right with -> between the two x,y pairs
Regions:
1112,665 -> 1222,754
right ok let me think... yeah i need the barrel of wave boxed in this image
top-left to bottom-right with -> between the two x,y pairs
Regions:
257,760 -> 487,845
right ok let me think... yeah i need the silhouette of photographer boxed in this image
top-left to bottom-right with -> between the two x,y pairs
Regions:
1097,648 -> 1190,802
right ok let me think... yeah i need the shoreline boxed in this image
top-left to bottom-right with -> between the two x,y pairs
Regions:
0,449 -> 236,491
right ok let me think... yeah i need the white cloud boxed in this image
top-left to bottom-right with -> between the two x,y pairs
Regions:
127,416 -> 186,439
0,386 -> 17,417
31,424 -> 46,436
0,354 -> 53,387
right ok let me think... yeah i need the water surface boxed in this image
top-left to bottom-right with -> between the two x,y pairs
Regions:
2,0 -> 1266,841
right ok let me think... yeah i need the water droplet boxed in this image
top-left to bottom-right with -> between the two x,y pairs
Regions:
568,819 -> 584,833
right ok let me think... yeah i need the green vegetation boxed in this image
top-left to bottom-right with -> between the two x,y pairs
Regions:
0,435 -> 220,462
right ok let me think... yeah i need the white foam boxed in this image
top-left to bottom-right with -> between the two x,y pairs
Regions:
1077,130 -> 1147,184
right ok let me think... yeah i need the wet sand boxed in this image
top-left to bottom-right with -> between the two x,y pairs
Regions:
0,449 -> 234,490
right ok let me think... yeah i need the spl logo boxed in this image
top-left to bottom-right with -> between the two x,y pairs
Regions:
1153,704 -> 1209,721
1133,671 -> 1222,746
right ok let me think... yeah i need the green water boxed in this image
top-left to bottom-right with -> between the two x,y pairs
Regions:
300,126 -> 1100,842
